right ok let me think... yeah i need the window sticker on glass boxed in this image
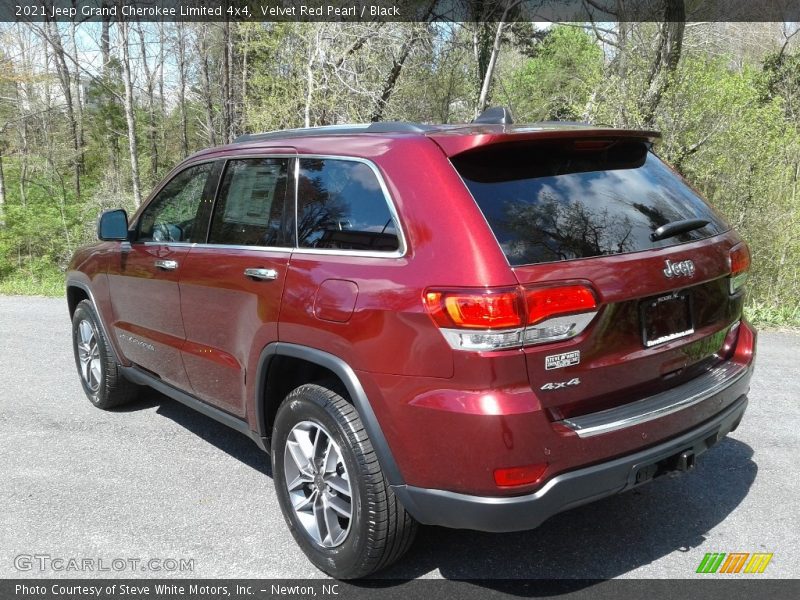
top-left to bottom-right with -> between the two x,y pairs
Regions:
222,163 -> 283,227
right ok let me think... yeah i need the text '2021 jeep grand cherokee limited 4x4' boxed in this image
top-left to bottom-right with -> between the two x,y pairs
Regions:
67,108 -> 756,578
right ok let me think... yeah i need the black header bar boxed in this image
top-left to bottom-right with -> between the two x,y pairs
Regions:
2,0 -> 800,23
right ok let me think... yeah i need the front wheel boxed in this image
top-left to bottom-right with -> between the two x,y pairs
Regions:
272,383 -> 417,578
71,299 -> 139,409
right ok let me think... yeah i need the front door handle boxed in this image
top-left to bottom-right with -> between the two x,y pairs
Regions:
244,268 -> 279,281
154,259 -> 178,270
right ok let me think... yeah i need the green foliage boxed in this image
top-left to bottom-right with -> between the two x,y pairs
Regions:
761,49 -> 800,121
502,26 -> 604,121
0,159 -> 83,278
745,299 -> 800,329
652,56 -> 800,325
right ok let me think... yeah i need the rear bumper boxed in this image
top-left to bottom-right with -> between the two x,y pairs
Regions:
392,379 -> 750,532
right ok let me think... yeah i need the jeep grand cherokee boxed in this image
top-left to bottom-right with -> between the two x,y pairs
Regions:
67,108 -> 756,578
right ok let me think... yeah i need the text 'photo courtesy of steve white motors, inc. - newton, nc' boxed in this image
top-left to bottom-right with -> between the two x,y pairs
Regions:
14,2 -> 402,19
13,582 -> 345,598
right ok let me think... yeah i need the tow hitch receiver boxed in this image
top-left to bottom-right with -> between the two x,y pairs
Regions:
633,449 -> 697,486
674,451 -> 697,473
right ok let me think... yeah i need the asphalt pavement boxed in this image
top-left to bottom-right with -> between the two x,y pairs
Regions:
0,295 -> 797,580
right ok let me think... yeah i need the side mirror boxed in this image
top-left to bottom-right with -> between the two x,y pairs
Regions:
97,209 -> 129,241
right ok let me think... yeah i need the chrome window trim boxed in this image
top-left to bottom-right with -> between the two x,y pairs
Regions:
192,243 -> 294,253
290,247 -> 405,259
140,241 -> 196,248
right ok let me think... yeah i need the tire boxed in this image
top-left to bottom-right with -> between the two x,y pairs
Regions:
71,299 -> 139,409
272,383 -> 417,579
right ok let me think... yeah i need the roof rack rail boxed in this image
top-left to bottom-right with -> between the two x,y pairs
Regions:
473,106 -> 514,125
365,121 -> 434,133
533,120 -> 593,127
233,121 -> 433,143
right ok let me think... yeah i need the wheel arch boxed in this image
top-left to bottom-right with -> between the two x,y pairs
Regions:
255,343 -> 405,487
67,284 -> 89,317
66,278 -> 123,365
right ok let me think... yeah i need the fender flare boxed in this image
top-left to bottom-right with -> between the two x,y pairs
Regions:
255,342 -> 406,487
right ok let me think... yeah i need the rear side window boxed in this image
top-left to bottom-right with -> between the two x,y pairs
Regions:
452,141 -> 729,266
296,158 -> 400,252
209,158 -> 292,247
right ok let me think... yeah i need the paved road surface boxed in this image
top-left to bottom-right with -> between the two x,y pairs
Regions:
0,296 -> 797,580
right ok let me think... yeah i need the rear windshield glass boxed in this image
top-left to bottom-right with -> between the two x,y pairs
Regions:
452,141 -> 728,266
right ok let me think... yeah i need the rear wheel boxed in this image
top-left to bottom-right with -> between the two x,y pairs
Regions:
272,383 -> 417,578
71,300 -> 139,409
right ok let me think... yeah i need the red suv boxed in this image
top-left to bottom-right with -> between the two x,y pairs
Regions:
67,109 -> 756,578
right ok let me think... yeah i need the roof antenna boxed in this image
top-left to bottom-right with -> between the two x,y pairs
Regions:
473,106 -> 514,125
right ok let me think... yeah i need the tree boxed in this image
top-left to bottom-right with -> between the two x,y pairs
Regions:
118,20 -> 142,207
40,20 -> 82,197
176,21 -> 190,158
136,23 -> 163,181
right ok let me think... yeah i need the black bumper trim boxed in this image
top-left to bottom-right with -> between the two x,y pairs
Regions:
392,394 -> 749,532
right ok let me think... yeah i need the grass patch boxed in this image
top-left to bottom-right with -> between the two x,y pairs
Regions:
744,300 -> 800,329
0,271 -> 65,297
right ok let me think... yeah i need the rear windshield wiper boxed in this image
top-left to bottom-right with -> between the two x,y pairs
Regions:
650,218 -> 710,242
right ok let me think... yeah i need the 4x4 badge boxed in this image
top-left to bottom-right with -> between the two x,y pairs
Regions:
540,378 -> 581,391
663,259 -> 695,278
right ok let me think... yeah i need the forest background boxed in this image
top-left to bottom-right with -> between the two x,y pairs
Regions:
0,10 -> 798,326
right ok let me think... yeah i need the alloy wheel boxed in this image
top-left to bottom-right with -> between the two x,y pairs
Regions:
283,420 -> 353,548
76,319 -> 102,392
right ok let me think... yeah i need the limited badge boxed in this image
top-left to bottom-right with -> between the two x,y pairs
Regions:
545,350 -> 580,370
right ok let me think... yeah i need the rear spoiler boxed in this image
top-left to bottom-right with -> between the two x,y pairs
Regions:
427,125 -> 661,158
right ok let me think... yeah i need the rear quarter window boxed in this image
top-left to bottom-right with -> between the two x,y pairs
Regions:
452,141 -> 729,266
296,158 -> 401,253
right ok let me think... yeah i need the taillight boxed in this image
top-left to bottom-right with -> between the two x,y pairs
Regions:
423,289 -> 525,350
729,243 -> 750,294
423,284 -> 598,350
525,285 -> 597,324
423,289 -> 523,329
523,285 -> 597,345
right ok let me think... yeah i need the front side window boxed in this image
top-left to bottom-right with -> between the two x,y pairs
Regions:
137,162 -> 214,243
209,158 -> 292,247
296,159 -> 400,252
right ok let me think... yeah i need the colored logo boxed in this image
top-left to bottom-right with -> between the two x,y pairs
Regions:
696,552 -> 773,574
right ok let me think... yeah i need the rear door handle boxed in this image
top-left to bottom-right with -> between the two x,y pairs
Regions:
244,268 -> 279,281
154,259 -> 178,270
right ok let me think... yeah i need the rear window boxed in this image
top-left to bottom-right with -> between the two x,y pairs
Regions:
452,141 -> 729,266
